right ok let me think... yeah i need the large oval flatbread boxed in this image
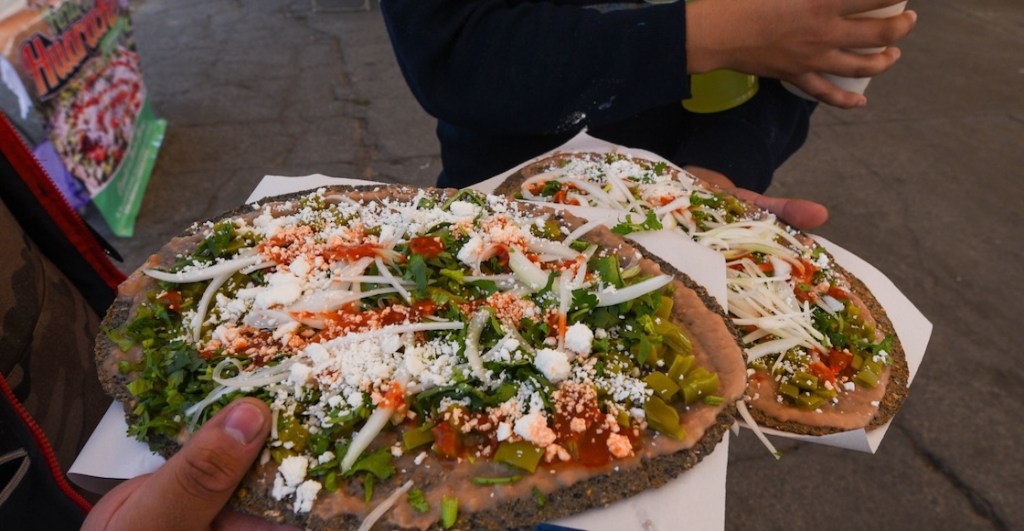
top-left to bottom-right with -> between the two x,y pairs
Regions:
96,185 -> 746,529
497,153 -> 910,436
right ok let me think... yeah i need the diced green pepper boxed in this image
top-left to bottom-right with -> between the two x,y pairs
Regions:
680,367 -> 719,405
703,395 -> 724,406
532,486 -> 547,508
814,387 -> 838,400
667,354 -> 695,383
274,415 -> 310,455
656,320 -> 692,357
402,422 -> 436,452
494,441 -> 544,473
796,393 -> 826,409
324,472 -> 338,492
778,382 -> 801,400
441,496 -> 458,528
853,367 -> 879,388
644,396 -> 687,441
643,371 -> 680,402
654,296 -> 674,320
791,371 -> 819,392
270,447 -> 293,464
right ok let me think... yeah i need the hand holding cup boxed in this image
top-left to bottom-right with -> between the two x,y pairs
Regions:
685,0 -> 917,108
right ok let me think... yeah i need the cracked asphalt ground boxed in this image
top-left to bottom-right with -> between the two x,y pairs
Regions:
86,1 -> 1023,529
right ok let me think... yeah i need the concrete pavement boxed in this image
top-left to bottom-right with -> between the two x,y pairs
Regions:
87,1 -> 1023,529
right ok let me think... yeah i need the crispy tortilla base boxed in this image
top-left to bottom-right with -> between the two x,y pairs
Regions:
499,153 -> 911,435
96,184 -> 746,529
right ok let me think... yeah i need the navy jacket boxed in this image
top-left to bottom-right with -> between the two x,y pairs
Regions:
381,0 -> 817,192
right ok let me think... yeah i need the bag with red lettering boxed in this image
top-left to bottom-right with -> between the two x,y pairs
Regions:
0,0 -> 165,237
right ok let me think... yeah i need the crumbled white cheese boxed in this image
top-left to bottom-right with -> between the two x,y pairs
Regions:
273,455 -> 309,501
293,479 -> 322,513
495,422 -> 512,442
289,255 -> 311,278
255,271 -> 303,307
317,451 -> 335,465
533,348 -> 571,383
448,200 -> 481,219
513,411 -> 556,447
564,323 -> 594,357
457,235 -> 484,267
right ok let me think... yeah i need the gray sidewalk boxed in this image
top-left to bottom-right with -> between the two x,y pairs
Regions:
92,1 -> 1023,529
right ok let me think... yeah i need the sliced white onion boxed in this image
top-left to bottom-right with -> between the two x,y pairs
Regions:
240,260 -> 276,275
144,254 -> 262,283
744,337 -> 804,362
342,404 -> 397,472
672,209 -> 697,234
604,173 -> 647,213
557,271 -> 572,349
286,289 -> 356,314
596,274 -> 673,307
375,257 -> 412,304
819,294 -> 845,314
212,356 -> 300,389
190,271 -> 233,343
527,238 -> 581,261
321,321 -> 465,351
332,275 -> 415,286
464,310 -> 490,382
654,195 -> 691,216
508,247 -> 549,292
736,399 -> 782,460
335,257 -> 375,278
243,308 -> 295,330
356,480 -> 414,531
558,178 -> 618,208
521,171 -> 562,197
184,386 -> 234,430
464,274 -> 517,290
502,325 -> 535,355
562,218 -> 604,247
286,287 -> 400,319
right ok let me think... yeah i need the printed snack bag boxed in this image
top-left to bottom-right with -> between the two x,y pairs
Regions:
0,0 -> 165,236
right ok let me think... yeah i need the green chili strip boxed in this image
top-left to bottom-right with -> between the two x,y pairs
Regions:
471,475 -> 522,486
441,496 -> 459,529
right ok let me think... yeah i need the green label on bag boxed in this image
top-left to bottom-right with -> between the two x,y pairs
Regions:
93,100 -> 166,237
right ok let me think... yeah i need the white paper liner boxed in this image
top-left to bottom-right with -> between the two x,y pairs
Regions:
70,130 -> 929,531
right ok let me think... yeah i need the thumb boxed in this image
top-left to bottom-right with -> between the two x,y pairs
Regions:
109,398 -> 271,530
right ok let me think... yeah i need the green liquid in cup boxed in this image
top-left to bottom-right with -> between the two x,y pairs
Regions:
641,0 -> 758,113
682,70 -> 758,113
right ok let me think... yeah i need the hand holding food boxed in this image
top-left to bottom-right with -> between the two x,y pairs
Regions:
685,0 -> 917,107
82,398 -> 295,531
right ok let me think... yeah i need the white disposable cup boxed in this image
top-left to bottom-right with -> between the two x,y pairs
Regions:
784,1 -> 908,100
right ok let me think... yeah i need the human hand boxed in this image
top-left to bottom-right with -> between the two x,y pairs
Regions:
83,398 -> 295,531
684,165 -> 829,230
685,0 -> 917,108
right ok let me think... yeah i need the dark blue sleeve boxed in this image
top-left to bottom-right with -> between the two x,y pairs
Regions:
381,0 -> 816,191
381,1 -> 691,135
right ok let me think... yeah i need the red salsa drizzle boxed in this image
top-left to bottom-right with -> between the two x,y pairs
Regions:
408,236 -> 444,258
